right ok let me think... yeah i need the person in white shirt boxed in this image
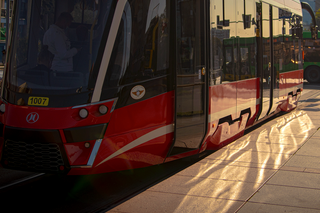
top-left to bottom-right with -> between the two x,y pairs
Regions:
43,12 -> 80,72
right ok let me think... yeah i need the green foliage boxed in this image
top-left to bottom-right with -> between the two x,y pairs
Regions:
0,27 -> 5,40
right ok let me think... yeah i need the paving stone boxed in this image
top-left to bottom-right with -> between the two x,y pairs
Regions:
295,140 -> 320,157
177,163 -> 276,183
112,191 -> 243,213
238,202 -> 320,213
148,175 -> 261,201
205,149 -> 291,169
285,155 -> 320,170
266,170 -> 320,189
248,185 -> 320,209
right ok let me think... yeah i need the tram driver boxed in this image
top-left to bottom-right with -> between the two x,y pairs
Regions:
43,12 -> 81,72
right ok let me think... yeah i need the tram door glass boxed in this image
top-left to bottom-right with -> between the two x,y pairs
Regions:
171,0 -> 206,155
270,6 -> 282,113
260,2 -> 272,118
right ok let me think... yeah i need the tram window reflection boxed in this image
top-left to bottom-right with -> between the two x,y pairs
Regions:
209,0 -> 257,85
120,0 -> 169,86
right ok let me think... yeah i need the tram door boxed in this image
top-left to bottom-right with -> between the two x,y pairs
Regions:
259,3 -> 283,119
169,0 -> 207,156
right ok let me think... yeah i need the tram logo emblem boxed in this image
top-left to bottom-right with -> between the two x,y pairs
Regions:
131,85 -> 146,100
26,112 -> 39,124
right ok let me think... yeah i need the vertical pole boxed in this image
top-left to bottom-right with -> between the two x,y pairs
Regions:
244,0 -> 246,28
5,0 -> 9,48
223,0 -> 225,26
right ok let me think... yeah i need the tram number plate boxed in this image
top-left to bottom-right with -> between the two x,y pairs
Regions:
28,97 -> 49,106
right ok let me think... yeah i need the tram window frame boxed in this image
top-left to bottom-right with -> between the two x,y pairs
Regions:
102,19 -> 126,89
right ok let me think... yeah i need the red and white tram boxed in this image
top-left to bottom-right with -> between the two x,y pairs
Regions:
0,0 -> 309,175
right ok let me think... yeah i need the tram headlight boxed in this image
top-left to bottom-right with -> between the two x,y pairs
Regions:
0,104 -> 5,113
79,108 -> 88,119
99,105 -> 108,115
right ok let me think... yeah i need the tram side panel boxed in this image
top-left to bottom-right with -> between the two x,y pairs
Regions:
278,69 -> 303,111
205,78 -> 259,150
69,91 -> 175,175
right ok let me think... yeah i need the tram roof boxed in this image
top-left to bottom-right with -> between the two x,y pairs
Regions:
260,0 -> 302,16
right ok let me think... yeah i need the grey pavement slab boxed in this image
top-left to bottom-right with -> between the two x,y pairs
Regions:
294,139 -> 320,157
285,155 -> 320,170
177,163 -> 276,183
245,184 -> 320,209
266,170 -> 320,189
186,158 -> 282,170
237,202 -> 320,213
235,133 -> 307,145
110,191 -> 243,213
204,149 -> 292,169
146,175 -> 261,201
226,141 -> 302,154
311,129 -> 320,138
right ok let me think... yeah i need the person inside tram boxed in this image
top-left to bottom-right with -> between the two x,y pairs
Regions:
43,12 -> 81,72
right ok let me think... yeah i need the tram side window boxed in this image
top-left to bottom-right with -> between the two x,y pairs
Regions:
209,0 -> 256,85
239,0 -> 256,80
272,7 -> 282,88
283,16 -> 301,72
209,29 -> 224,85
209,0 -> 235,85
120,0 -> 170,86
240,47 -> 250,77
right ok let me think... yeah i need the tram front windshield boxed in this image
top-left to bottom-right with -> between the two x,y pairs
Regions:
4,0 -> 115,107
4,0 -> 170,108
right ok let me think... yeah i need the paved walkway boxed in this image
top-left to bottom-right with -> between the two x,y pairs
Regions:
108,96 -> 320,213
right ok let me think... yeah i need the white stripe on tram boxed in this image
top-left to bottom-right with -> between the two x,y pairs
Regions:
92,0 -> 128,102
96,124 -> 174,167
